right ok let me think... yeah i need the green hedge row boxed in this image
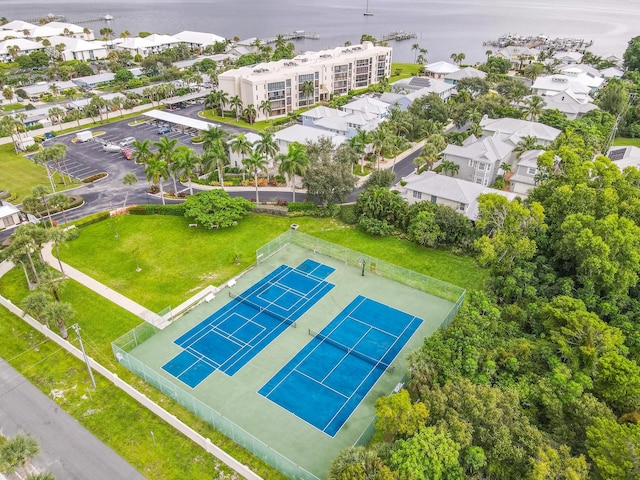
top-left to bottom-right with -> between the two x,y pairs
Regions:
128,204 -> 185,216
72,211 -> 111,228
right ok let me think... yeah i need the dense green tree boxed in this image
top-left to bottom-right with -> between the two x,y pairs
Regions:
328,446 -> 394,480
303,138 -> 357,206
389,426 -> 464,480
183,190 -> 252,229
408,92 -> 449,124
374,390 -> 429,441
623,36 -> 640,71
586,417 -> 640,479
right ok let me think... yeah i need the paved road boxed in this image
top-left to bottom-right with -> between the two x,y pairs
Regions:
0,357 -> 146,480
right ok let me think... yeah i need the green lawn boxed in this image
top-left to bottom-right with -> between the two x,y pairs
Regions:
613,137 -> 640,147
1,103 -> 24,112
0,267 -> 286,480
199,109 -> 275,131
60,214 -> 484,313
0,143 -> 78,202
389,62 -> 423,83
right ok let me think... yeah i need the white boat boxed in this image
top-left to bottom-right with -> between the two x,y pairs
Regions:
364,0 -> 374,16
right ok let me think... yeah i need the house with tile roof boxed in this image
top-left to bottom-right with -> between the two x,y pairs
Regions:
341,96 -> 390,119
494,46 -> 540,70
607,146 -> 640,170
0,38 -> 44,62
399,171 -> 518,220
173,31 -> 226,50
274,125 -> 346,155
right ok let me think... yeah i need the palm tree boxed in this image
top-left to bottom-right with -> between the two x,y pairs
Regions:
120,30 -> 130,39
450,52 -> 465,66
521,95 -> 545,121
415,143 -> 439,172
390,135 -> 409,172
0,434 -> 40,478
43,301 -> 74,339
48,193 -> 70,225
485,49 -> 493,59
300,81 -> 315,105
243,103 -> 257,124
255,132 -> 279,174
229,133 -> 254,180
47,226 -> 67,272
277,142 -> 309,202
201,125 -> 227,152
513,135 -> 541,158
349,128 -> 370,173
202,140 -> 229,188
242,150 -> 268,203
440,159 -> 460,176
411,43 -> 420,63
208,89 -> 229,117
144,156 -> 169,205
523,62 -> 544,81
229,95 -> 243,122
48,106 -> 65,131
67,108 -> 83,128
122,172 -> 138,208
153,136 -> 179,193
370,125 -> 392,170
131,139 -> 154,165
259,99 -> 272,121
175,149 -> 199,195
32,184 -> 53,224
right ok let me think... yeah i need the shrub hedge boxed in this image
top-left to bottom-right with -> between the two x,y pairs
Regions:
128,204 -> 185,216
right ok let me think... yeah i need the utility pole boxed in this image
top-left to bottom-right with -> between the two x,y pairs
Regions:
71,323 -> 97,389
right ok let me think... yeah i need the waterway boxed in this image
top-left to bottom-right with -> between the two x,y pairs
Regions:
2,0 -> 640,63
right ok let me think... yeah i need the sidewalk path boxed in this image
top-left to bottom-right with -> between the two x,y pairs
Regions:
41,242 -> 163,327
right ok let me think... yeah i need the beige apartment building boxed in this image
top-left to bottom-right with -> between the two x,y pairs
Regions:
218,41 -> 392,121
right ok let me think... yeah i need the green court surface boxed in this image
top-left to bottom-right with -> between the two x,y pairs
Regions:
114,235 -> 463,479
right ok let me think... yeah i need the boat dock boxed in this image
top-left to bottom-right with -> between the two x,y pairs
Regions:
262,31 -> 320,44
380,31 -> 417,42
23,14 -> 113,25
483,33 -> 593,52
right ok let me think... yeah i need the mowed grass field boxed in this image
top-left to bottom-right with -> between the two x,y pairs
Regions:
0,213 -> 484,480
0,143 -> 78,202
59,214 -> 485,312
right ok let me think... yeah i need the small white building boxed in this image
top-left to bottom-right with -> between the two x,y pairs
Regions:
274,125 -> 346,154
46,36 -> 107,61
0,201 -> 28,230
424,61 -> 459,79
173,31 -> 226,50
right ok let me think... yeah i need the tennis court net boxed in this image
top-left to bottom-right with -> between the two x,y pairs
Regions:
308,329 -> 394,372
229,291 -> 296,328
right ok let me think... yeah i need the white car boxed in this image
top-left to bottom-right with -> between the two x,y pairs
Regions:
119,136 -> 136,147
103,143 -> 121,153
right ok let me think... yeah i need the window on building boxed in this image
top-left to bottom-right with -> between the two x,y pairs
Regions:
413,191 -> 422,199
458,203 -> 466,211
527,167 -> 537,175
430,195 -> 437,203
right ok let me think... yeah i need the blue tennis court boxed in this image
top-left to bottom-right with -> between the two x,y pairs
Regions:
162,259 -> 335,387
259,295 -> 423,436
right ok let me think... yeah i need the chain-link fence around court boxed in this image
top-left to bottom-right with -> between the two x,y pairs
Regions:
112,326 -> 320,480
257,230 -> 466,305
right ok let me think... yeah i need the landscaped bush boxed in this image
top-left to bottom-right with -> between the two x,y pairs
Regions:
253,204 -> 288,216
73,211 -> 110,228
358,215 -> 393,236
339,204 -> 358,224
287,202 -> 318,213
82,172 -> 107,183
128,204 -> 185,216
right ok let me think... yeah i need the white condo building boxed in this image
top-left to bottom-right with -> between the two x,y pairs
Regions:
218,41 -> 392,121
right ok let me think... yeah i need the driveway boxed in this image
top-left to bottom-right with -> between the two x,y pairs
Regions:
0,357 -> 146,480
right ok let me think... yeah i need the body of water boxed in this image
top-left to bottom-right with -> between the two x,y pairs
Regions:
2,0 -> 640,63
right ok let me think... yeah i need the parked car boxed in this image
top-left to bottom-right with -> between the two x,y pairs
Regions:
122,148 -> 133,160
103,143 -> 121,153
119,136 -> 136,147
157,126 -> 171,135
